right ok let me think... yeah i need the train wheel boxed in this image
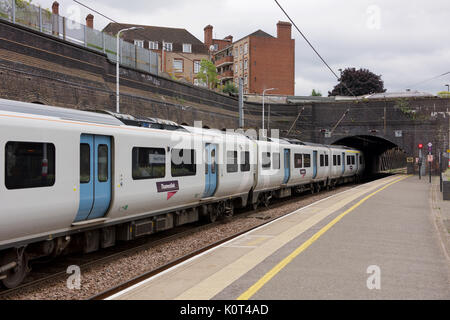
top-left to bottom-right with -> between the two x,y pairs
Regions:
224,200 -> 234,218
1,249 -> 28,289
207,204 -> 219,223
263,193 -> 271,208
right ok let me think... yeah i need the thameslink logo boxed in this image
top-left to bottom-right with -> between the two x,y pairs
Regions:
156,181 -> 179,193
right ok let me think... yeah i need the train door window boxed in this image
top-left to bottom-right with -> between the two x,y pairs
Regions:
211,149 -> 216,174
240,151 -> 250,172
325,155 -> 329,166
262,152 -> 271,169
294,153 -> 302,168
132,147 -> 166,180
333,155 -> 337,166
347,155 -> 350,165
352,156 -> 356,165
227,151 -> 238,173
320,154 -> 324,167
337,155 -> 341,166
98,145 -> 108,182
172,149 -> 196,177
5,141 -> 55,190
303,154 -> 311,167
273,153 -> 280,170
80,144 -> 90,183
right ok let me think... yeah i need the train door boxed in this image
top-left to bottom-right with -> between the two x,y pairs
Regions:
204,143 -> 218,198
341,152 -> 346,174
355,154 -> 359,171
283,148 -> 290,184
74,134 -> 112,222
312,151 -> 318,179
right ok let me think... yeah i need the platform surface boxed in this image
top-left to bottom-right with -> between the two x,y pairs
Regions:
110,175 -> 450,300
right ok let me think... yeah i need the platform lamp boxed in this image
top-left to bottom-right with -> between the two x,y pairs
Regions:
116,26 -> 143,114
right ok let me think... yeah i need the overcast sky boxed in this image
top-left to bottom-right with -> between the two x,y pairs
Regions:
34,0 -> 450,96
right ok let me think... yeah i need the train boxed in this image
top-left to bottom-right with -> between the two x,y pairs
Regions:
0,98 -> 364,288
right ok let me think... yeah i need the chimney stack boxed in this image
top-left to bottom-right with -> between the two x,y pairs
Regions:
86,14 -> 94,29
52,1 -> 59,15
204,25 -> 213,48
276,21 -> 291,40
224,35 -> 233,43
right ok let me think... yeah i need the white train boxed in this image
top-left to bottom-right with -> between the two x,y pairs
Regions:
0,98 -> 364,288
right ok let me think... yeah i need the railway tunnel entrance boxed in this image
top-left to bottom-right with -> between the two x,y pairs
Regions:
332,135 -> 407,176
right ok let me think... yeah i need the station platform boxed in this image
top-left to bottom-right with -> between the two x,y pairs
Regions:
110,175 -> 450,300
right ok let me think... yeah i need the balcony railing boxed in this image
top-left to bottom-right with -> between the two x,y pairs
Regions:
218,70 -> 233,80
0,0 -> 158,75
215,55 -> 233,67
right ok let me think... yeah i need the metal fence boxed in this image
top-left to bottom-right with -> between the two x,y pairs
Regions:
0,0 -> 159,75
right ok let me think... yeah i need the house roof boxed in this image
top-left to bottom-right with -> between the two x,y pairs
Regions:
103,23 -> 208,54
234,29 -> 275,43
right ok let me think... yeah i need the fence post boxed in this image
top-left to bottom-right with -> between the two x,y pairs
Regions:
39,6 -> 42,32
12,0 -> 15,23
83,24 -> 87,47
62,16 -> 66,40
102,32 -> 106,54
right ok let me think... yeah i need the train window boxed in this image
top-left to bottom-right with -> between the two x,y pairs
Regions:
262,152 -> 271,169
80,144 -> 90,183
347,155 -> 350,165
333,155 -> 337,166
98,145 -> 108,182
172,149 -> 196,177
273,153 -> 280,170
240,151 -> 250,172
211,149 -> 216,174
352,156 -> 356,165
320,154 -> 324,167
5,141 -> 55,190
294,153 -> 302,168
227,151 -> 238,173
337,155 -> 341,166
303,154 -> 311,167
325,155 -> 329,166
132,147 -> 166,180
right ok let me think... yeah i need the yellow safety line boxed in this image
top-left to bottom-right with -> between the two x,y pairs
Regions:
237,174 -> 411,300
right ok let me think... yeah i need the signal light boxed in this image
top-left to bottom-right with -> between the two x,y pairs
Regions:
418,144 -> 423,149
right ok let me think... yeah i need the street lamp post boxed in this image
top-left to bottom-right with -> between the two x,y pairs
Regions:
445,84 -> 449,92
262,88 -> 277,136
116,27 -> 143,114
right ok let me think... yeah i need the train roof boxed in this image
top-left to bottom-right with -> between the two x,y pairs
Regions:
0,98 -> 124,126
0,99 -> 188,131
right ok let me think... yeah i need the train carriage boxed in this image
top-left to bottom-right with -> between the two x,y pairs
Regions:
0,98 -> 364,288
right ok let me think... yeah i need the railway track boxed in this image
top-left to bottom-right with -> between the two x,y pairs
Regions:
0,174 -> 389,300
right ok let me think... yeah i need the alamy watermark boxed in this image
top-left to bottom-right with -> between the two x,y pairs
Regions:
67,265 -> 81,290
366,265 -> 381,290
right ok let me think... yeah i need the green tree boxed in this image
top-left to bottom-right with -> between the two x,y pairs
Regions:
311,89 -> 322,96
329,67 -> 385,96
196,59 -> 218,89
223,82 -> 238,94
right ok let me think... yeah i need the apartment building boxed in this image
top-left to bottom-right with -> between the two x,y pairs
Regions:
204,22 -> 295,95
103,23 -> 209,85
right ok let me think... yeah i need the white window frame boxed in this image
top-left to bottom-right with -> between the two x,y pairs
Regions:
134,40 -> 144,48
173,59 -> 183,73
244,43 -> 248,54
163,42 -> 173,51
244,59 -> 248,70
183,43 -> 192,53
149,41 -> 158,50
194,60 -> 201,74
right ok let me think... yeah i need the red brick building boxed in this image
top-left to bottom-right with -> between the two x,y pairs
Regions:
204,21 -> 295,95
